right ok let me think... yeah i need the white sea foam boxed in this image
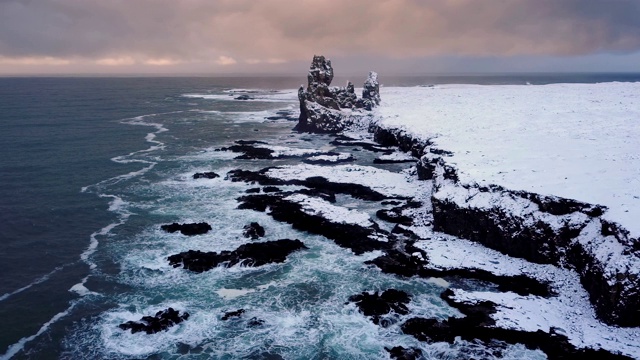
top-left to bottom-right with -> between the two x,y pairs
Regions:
203,105 -> 296,123
215,288 -> 256,300
0,302 -> 78,360
183,89 -> 297,103
81,113 -> 171,193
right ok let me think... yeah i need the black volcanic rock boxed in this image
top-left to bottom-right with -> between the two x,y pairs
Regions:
385,346 -> 423,360
235,140 -> 268,145
348,289 -> 411,326
330,135 -> 395,153
221,309 -> 245,320
220,143 -> 274,159
167,239 -> 307,273
235,94 -> 252,100
301,153 -> 355,165
366,248 -> 554,298
220,140 -> 338,160
376,201 -> 422,226
161,222 -> 212,236
376,206 -> 415,226
247,317 -> 265,327
365,249 -> 426,278
193,172 -> 220,179
119,308 -> 189,334
265,109 -> 298,122
227,167 -> 390,201
243,222 -> 265,239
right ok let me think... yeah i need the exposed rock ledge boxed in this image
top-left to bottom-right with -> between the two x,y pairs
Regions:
294,55 -> 380,133
370,125 -> 640,327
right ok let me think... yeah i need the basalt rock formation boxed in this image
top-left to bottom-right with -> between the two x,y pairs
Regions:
168,239 -> 307,272
119,308 -> 189,334
348,289 -> 411,326
242,222 -> 265,240
294,55 -> 380,133
161,222 -> 212,236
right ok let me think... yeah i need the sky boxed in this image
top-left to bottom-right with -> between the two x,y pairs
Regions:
1,0 -> 639,75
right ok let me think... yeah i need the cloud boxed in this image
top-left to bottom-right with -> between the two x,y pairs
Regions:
0,0 -> 638,72
215,56 -> 237,66
0,56 -> 72,66
144,58 -> 181,66
95,57 -> 135,66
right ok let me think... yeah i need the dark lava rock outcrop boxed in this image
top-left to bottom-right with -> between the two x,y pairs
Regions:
119,308 -> 189,334
376,201 -> 421,226
294,55 -> 380,133
365,248 -> 554,297
243,222 -> 265,240
218,140 -> 337,160
193,172 -> 220,179
218,141 -> 275,159
161,222 -> 212,236
385,346 -> 423,360
168,239 -> 307,273
221,309 -> 245,320
227,167 -> 388,201
265,109 -> 297,122
348,289 -> 411,326
330,135 -> 395,153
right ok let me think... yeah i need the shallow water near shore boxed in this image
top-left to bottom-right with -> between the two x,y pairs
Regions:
2,75 -> 639,359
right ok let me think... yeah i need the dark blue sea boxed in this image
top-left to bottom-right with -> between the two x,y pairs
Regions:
1,74 -> 639,360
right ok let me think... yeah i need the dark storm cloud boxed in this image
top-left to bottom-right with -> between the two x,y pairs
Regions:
0,0 -> 639,69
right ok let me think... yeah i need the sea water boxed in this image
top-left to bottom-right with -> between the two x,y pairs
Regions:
2,74 -> 639,359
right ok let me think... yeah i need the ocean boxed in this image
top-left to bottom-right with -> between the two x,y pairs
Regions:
1,74 -> 638,359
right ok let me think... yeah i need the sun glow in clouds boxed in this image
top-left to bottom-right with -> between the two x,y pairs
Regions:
216,55 -> 237,65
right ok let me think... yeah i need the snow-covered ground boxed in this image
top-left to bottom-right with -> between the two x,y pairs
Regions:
413,234 -> 640,358
375,83 -> 640,238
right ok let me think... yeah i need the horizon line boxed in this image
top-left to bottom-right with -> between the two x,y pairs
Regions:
2,71 -> 640,78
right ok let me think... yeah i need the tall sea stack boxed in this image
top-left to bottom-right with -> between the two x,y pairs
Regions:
294,55 -> 380,133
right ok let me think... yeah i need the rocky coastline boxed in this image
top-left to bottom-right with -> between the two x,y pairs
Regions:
370,125 -> 640,328
111,55 -> 638,359
276,55 -> 639,357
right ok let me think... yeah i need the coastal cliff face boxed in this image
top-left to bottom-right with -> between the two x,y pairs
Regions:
372,125 -> 640,327
294,55 -> 380,133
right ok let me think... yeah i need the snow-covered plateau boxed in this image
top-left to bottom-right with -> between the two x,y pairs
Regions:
370,82 -> 640,332
375,83 -> 640,238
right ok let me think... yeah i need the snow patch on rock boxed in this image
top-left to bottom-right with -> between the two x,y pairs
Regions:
265,164 -> 419,198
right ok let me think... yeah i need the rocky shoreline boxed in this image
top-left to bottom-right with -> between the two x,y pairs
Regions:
281,55 -> 638,358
